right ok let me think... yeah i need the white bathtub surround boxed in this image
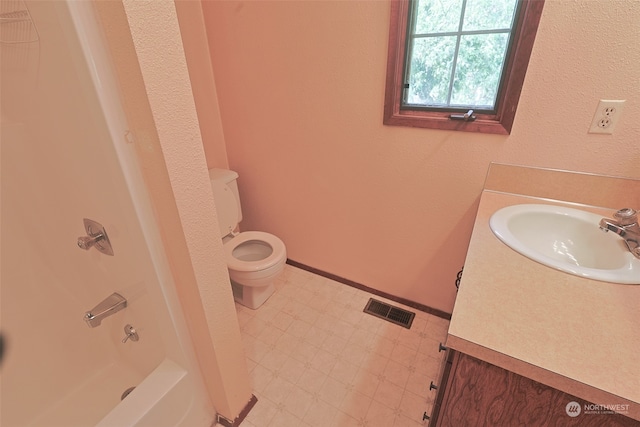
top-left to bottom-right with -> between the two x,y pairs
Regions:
1,1 -> 216,425
237,265 -> 450,427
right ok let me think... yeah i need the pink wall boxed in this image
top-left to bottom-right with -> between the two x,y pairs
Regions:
199,0 -> 640,314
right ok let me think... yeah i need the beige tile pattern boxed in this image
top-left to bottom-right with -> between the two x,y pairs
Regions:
236,265 -> 450,427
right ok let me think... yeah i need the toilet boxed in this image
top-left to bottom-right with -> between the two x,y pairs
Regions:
209,168 -> 286,309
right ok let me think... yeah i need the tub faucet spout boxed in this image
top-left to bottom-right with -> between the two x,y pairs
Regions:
599,208 -> 640,259
84,293 -> 127,328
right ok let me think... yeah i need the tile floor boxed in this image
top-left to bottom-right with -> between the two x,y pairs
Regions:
235,265 -> 450,427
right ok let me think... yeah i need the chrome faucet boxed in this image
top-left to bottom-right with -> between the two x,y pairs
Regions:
599,208 -> 640,259
84,293 -> 127,328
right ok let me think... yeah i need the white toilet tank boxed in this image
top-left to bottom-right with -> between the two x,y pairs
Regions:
208,168 -> 243,237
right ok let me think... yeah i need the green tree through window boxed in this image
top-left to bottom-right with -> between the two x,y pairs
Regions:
384,0 -> 545,134
405,0 -> 518,111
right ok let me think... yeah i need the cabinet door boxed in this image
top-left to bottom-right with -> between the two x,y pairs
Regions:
436,352 -> 639,427
427,343 -> 454,425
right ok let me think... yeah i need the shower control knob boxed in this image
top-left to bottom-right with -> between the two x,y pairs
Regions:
77,234 -> 104,250
77,218 -> 114,256
122,324 -> 139,343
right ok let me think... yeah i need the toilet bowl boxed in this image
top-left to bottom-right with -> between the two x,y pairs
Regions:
224,231 -> 286,308
210,168 -> 287,309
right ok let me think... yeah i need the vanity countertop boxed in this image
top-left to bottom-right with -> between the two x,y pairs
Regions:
446,164 -> 640,421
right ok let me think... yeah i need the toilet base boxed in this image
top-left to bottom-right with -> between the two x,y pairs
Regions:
231,280 -> 275,310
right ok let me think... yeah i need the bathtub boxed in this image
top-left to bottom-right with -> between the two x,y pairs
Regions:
95,359 -> 204,427
0,1 -> 213,426
24,358 -> 206,427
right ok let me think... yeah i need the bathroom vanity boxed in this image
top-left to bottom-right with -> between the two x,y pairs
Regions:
430,350 -> 638,426
428,164 -> 640,426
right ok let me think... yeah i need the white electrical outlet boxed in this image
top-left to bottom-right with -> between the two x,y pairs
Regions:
588,100 -> 625,134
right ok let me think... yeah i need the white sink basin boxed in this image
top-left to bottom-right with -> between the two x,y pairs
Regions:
489,204 -> 639,284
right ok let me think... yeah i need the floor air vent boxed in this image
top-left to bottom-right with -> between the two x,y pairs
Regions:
363,298 -> 415,329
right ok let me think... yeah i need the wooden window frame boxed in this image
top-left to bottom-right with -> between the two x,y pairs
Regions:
383,0 -> 545,135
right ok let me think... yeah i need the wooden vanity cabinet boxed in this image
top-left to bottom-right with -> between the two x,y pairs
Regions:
431,350 -> 639,427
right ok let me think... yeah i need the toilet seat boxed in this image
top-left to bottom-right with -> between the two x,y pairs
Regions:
224,231 -> 286,272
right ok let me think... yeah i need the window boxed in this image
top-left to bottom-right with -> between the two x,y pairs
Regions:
384,0 -> 544,134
